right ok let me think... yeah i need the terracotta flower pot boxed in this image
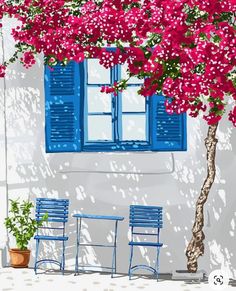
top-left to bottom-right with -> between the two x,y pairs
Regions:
9,248 -> 31,268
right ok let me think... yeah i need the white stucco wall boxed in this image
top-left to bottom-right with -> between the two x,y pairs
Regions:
1,19 -> 236,276
0,24 -> 8,266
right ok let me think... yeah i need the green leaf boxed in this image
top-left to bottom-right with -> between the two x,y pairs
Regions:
5,199 -> 48,250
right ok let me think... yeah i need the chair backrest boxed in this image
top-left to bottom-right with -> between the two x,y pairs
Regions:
35,198 -> 69,235
129,205 -> 163,229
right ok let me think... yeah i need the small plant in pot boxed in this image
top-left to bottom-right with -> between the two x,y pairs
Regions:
5,199 -> 48,268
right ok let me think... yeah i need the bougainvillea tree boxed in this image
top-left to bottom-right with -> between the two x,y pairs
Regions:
0,0 -> 235,272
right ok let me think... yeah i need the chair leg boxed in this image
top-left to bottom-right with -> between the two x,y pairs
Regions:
111,244 -> 116,278
61,241 -> 66,275
34,239 -> 40,275
128,245 -> 134,280
155,247 -> 161,281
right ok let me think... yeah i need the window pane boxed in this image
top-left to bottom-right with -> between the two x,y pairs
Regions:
87,87 -> 111,113
122,114 -> 146,141
122,87 -> 145,112
87,59 -> 110,84
121,63 -> 143,84
87,115 -> 112,141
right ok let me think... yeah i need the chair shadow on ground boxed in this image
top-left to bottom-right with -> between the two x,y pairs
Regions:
229,279 -> 236,287
33,268 -> 128,278
26,268 -> 181,282
29,267 -> 171,280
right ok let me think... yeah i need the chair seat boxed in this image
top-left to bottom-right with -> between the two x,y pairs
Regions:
34,235 -> 68,241
129,241 -> 163,247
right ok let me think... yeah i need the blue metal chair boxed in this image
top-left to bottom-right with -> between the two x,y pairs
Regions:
128,205 -> 163,280
34,198 -> 69,274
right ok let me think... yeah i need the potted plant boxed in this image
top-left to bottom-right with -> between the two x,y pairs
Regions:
5,199 -> 48,268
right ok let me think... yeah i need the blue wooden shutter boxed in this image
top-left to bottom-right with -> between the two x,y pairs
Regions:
45,61 -> 82,152
151,94 -> 187,151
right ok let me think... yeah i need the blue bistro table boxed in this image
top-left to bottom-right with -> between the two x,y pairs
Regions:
73,213 -> 124,277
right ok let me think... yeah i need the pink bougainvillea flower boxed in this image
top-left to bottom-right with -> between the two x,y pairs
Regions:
229,106 -> 236,127
0,65 -> 6,77
0,0 -> 235,125
20,51 -> 36,68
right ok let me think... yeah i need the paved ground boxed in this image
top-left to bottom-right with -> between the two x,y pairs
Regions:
0,268 -> 235,291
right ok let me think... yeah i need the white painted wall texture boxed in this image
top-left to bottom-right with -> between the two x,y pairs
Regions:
0,19 -> 236,276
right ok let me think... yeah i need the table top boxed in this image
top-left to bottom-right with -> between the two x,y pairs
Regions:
73,213 -> 124,221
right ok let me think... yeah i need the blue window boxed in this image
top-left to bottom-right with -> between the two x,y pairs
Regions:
45,60 -> 187,153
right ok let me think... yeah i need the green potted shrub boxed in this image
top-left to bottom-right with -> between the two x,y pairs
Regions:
5,199 -> 48,268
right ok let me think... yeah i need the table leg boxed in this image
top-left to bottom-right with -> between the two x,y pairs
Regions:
75,217 -> 82,276
111,220 -> 118,278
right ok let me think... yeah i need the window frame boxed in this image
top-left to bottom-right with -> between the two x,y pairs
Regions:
82,59 -> 151,152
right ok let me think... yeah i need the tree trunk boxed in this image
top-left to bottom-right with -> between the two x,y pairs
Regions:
185,122 -> 219,273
